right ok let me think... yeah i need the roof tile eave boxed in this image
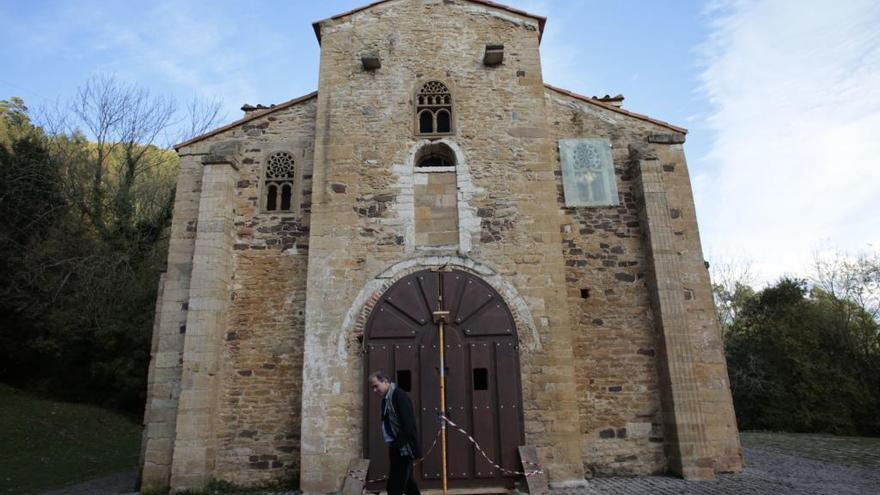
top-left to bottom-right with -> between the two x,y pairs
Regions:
173,91 -> 318,152
544,83 -> 688,135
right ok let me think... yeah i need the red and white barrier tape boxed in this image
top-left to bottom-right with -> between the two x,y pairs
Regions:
352,413 -> 543,486
439,414 -> 543,478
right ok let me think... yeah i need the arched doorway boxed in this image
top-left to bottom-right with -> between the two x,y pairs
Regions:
364,268 -> 525,491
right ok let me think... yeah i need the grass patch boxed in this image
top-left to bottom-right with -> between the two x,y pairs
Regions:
0,383 -> 142,494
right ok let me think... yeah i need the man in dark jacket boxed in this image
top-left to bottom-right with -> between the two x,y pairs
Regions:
369,371 -> 422,495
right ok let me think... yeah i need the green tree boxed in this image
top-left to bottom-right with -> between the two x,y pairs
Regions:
0,100 -> 67,382
725,278 -> 880,435
0,79 -> 222,412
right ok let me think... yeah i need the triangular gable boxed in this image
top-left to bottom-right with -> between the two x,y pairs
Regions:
545,84 -> 687,135
312,0 -> 546,44
174,91 -> 318,151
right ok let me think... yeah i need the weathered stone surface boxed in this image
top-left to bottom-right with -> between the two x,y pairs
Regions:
140,1 -> 741,493
647,133 -> 687,144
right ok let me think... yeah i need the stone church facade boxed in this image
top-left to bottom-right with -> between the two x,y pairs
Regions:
139,1 -> 742,493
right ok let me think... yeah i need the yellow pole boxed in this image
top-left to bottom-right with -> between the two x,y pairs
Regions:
439,318 -> 448,495
431,265 -> 451,495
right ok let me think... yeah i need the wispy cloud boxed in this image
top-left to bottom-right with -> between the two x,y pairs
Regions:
696,0 -> 880,284
88,1 -> 262,108
8,0 -> 305,121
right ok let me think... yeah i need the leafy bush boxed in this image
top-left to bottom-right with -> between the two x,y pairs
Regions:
723,277 -> 880,435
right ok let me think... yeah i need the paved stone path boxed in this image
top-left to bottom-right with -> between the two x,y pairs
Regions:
740,431 -> 880,470
562,432 -> 880,495
569,447 -> 880,495
39,434 -> 880,494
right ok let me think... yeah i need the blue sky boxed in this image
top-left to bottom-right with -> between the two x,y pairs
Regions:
2,0 -> 878,284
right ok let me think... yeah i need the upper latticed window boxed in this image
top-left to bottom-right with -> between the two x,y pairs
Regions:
263,151 -> 295,212
416,81 -> 453,135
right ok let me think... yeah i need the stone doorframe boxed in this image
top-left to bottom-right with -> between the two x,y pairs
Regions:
335,255 -> 543,361
361,267 -> 527,490
297,255 -> 547,492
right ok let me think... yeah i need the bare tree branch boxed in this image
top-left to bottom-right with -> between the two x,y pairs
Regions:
178,94 -> 225,144
811,248 -> 880,322
709,256 -> 756,333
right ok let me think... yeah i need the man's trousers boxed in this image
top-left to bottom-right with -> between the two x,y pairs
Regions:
387,447 -> 421,495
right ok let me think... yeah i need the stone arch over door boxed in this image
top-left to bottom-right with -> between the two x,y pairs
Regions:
363,268 -> 525,491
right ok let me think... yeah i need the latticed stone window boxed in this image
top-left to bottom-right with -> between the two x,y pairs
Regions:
263,151 -> 296,212
416,81 -> 453,135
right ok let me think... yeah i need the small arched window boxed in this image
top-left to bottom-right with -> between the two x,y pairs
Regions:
264,151 -> 295,212
419,110 -> 433,134
415,142 -> 456,168
436,110 -> 450,133
416,81 -> 453,136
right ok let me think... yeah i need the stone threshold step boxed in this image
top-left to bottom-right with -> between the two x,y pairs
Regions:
373,489 -> 512,495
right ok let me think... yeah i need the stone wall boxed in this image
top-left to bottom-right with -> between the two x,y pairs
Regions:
141,96 -> 317,491
544,88 -> 742,477
208,98 -> 316,486
142,1 -> 741,491
545,89 -> 668,476
302,1 -> 584,491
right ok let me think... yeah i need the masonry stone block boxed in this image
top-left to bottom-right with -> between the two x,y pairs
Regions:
141,1 -> 741,492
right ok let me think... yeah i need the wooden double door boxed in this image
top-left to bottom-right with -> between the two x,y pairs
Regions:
364,268 -> 525,491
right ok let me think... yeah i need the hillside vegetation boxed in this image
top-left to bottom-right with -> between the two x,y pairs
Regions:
0,81 -> 221,413
714,257 -> 880,436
